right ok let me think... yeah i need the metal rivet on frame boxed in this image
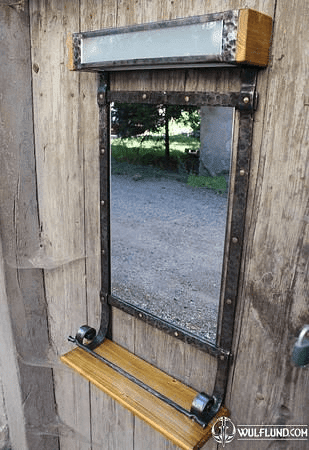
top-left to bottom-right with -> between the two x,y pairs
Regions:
100,148 -> 105,155
138,313 -> 143,318
184,96 -> 190,102
100,200 -> 105,206
99,93 -> 104,99
239,169 -> 245,176
174,332 -> 179,337
226,299 -> 232,305
243,96 -> 250,104
142,93 -> 147,99
232,237 -> 238,244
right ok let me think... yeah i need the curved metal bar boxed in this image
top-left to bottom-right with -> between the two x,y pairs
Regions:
78,73 -> 112,351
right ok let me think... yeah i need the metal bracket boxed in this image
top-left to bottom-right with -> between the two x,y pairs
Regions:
77,73 -> 111,351
237,68 -> 258,112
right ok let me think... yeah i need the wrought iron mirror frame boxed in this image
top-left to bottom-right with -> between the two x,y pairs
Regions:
68,68 -> 258,420
94,67 -> 257,357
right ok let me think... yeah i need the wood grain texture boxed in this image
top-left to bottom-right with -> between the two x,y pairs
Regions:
236,9 -> 273,66
0,2 -> 59,449
225,1 -> 309,449
79,3 -> 136,448
61,340 -> 229,450
29,1 -> 91,449
0,237 -> 26,450
111,68 -> 242,93
66,33 -> 75,71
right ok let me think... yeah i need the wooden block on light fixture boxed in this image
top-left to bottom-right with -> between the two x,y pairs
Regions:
236,9 -> 273,67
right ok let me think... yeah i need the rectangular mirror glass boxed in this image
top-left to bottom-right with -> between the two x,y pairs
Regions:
111,103 -> 234,342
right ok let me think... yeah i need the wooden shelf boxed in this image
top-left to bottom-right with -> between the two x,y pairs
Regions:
61,339 -> 229,450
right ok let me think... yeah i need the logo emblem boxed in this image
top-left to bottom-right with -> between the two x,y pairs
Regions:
212,417 -> 236,447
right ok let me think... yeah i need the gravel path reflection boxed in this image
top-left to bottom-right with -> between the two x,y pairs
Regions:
111,174 -> 228,342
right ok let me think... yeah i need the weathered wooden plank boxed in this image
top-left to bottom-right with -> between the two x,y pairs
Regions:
111,69 -> 242,93
79,2 -> 136,449
0,238 -> 25,450
29,1 -> 91,449
133,319 -> 217,394
0,2 -> 59,449
226,0 -> 309,448
0,377 -> 9,449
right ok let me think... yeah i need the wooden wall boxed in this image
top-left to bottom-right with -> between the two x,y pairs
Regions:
0,0 -> 308,449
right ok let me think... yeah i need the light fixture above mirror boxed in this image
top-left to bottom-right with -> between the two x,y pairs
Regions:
69,9 -> 272,72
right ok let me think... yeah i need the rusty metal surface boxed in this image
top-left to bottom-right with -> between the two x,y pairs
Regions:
72,33 -> 81,70
107,90 -> 239,107
84,73 -> 111,350
218,111 -> 254,350
222,10 -> 239,61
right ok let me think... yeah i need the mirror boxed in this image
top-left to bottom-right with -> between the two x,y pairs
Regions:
110,102 -> 234,342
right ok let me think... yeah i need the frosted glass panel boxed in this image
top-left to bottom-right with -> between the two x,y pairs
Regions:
81,21 -> 223,64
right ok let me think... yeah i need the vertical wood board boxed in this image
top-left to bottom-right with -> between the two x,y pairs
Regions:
30,1 -> 91,449
0,2 -> 59,449
226,1 -> 309,448
79,2 -> 136,448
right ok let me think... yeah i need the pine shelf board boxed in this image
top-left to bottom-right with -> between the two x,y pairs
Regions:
61,339 -> 229,450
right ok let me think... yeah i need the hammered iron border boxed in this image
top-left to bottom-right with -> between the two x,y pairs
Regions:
98,70 -> 256,360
